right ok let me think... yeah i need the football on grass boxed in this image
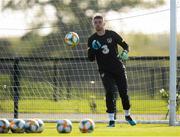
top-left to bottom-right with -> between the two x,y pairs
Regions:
0,119 -> 10,133
56,119 -> 72,133
33,119 -> 44,133
10,119 -> 25,133
25,119 -> 39,133
79,119 -> 95,133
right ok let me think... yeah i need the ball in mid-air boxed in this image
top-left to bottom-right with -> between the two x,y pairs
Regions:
79,119 -> 95,133
64,32 -> 79,47
56,119 -> 72,133
0,119 -> 10,133
10,119 -> 25,133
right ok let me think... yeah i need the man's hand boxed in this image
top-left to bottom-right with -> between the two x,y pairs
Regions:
117,50 -> 128,61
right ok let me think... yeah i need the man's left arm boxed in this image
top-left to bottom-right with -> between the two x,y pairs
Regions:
113,31 -> 129,61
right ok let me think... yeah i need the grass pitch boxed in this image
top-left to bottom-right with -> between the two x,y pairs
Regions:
1,99 -> 168,114
1,123 -> 180,137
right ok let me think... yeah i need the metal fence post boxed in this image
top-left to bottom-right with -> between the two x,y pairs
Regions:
13,58 -> 20,118
150,69 -> 155,98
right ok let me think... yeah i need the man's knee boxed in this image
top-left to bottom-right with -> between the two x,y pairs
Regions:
119,90 -> 128,98
106,90 -> 118,102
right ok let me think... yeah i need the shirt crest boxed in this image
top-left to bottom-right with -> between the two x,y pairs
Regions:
107,38 -> 112,43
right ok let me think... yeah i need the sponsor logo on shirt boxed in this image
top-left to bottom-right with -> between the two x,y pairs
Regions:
92,40 -> 101,50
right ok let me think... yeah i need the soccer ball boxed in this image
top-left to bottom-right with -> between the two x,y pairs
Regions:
56,119 -> 72,133
0,119 -> 10,133
25,119 -> 39,133
64,32 -> 79,47
79,119 -> 95,133
34,119 -> 44,133
10,119 -> 25,133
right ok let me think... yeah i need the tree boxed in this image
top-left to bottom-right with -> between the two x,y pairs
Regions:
1,0 -> 165,57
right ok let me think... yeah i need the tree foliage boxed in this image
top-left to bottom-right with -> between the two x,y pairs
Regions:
1,0 -> 165,57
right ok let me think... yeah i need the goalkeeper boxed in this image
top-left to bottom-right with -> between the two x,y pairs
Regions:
87,14 -> 136,127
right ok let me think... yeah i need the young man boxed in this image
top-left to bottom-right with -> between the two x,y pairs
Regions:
87,14 -> 136,127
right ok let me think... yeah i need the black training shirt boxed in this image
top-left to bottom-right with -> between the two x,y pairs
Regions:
88,30 -> 129,72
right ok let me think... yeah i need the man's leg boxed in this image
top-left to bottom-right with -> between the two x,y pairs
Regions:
100,72 -> 116,127
115,69 -> 136,126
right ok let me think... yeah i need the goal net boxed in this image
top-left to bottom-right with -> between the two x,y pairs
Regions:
0,0 -> 180,123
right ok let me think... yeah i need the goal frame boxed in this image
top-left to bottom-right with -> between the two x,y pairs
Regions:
169,0 -> 177,126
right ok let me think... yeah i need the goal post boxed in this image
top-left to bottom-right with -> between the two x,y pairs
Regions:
169,0 -> 177,126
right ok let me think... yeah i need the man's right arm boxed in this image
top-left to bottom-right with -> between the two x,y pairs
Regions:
87,38 -> 95,61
